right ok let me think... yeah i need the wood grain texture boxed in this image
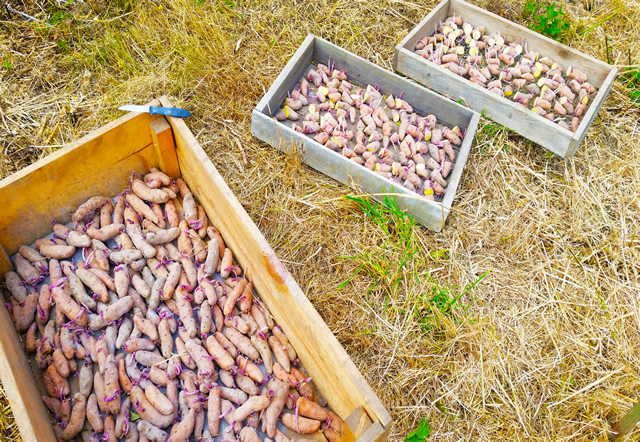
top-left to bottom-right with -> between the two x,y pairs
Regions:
395,49 -> 574,157
0,291 -> 56,441
393,0 -> 617,159
160,96 -> 393,434
356,421 -> 385,442
0,108 -> 163,256
253,35 -> 480,231
150,116 -> 181,179
345,406 -> 373,440
567,67 -> 617,157
393,0 -> 450,70
255,34 -> 315,116
0,244 -> 12,283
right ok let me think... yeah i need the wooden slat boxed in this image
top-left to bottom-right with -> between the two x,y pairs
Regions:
0,108 -> 163,256
442,111 -> 479,210
356,421 -> 385,442
150,116 -> 181,178
0,291 -> 56,441
394,49 -> 574,157
255,34 -> 316,116
567,67 -> 618,157
160,96 -> 393,433
0,243 -> 12,282
450,0 -> 612,87
345,406 -> 373,439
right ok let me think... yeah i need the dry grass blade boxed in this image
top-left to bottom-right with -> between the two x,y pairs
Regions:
1,0 -> 640,440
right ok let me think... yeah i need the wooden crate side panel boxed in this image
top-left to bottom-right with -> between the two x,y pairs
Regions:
450,0 -> 612,87
394,0 -> 451,65
312,38 -> 474,129
160,97 -> 393,431
567,67 -> 618,157
0,111 -> 163,255
395,49 -> 574,157
255,34 -> 315,116
441,111 -> 479,209
252,110 -> 448,232
0,290 -> 56,441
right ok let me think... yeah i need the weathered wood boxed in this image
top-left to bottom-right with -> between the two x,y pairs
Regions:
255,34 -> 316,117
356,421 -> 385,442
150,116 -> 181,179
345,406 -> 373,440
0,105 -> 163,256
160,96 -> 393,435
393,0 -> 450,71
252,35 -> 480,232
393,0 -> 617,159
0,244 -> 12,283
567,67 -> 617,157
0,292 -> 56,441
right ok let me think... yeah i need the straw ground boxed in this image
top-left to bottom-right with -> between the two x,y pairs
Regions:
1,0 -> 639,440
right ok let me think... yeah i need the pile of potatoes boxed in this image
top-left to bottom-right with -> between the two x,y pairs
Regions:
274,63 -> 463,200
3,169 -> 343,442
414,15 -> 598,132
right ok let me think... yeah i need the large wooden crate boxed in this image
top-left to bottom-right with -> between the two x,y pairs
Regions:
252,34 -> 480,233
0,96 -> 392,441
393,0 -> 617,159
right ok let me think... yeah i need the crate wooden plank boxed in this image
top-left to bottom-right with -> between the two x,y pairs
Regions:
395,50 -> 574,157
162,96 -> 393,433
0,108 -> 164,256
252,35 -> 480,232
393,0 -> 617,159
255,34 -> 316,118
567,67 -> 618,157
150,116 -> 181,178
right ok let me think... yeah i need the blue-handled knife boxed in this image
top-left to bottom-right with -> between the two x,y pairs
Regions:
119,105 -> 191,118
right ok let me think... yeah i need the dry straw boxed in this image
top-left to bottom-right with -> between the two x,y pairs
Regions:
1,0 -> 639,440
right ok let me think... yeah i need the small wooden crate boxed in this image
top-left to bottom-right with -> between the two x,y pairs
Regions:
0,97 -> 392,441
393,0 -> 617,159
252,34 -> 480,232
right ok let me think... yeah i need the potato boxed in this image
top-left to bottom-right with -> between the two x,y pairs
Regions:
265,379 -> 290,438
145,384 -> 174,416
60,393 -> 86,440
168,408 -> 195,442
131,386 -> 174,428
137,419 -> 169,442
234,395 -> 270,423
86,394 -> 103,433
282,412 -> 321,434
185,338 -> 214,376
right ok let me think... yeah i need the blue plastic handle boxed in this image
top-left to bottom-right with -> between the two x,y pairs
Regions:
148,106 -> 191,118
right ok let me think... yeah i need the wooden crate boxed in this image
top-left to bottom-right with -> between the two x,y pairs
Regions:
252,34 -> 480,232
0,96 -> 392,441
393,0 -> 617,159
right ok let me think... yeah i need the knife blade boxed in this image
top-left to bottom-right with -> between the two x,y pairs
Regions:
119,105 -> 191,118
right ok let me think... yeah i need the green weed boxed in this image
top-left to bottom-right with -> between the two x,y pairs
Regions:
620,53 -> 640,104
523,1 -> 572,43
405,418 -> 431,441
340,195 -> 487,335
